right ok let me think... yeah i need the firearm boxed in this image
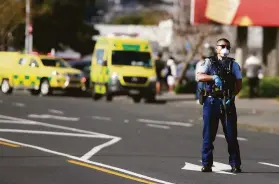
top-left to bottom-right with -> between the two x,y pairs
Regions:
222,90 -> 229,127
222,89 -> 235,127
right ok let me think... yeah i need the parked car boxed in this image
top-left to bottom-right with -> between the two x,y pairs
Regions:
68,60 -> 91,91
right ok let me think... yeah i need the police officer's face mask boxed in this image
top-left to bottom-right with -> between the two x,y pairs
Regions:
220,48 -> 230,57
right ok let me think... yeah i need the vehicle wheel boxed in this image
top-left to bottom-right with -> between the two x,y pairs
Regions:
30,89 -> 40,96
106,94 -> 113,102
1,79 -> 13,94
105,84 -> 113,102
40,79 -> 51,96
144,94 -> 156,103
132,95 -> 141,103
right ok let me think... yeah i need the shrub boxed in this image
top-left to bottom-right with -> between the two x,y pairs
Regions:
239,77 -> 279,98
175,84 -> 187,94
176,77 -> 279,98
175,81 -> 196,94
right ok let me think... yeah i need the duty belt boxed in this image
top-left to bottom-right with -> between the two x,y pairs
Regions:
206,91 -> 224,99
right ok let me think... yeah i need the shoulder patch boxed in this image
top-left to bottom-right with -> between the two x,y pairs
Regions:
200,60 -> 206,66
203,58 -> 212,66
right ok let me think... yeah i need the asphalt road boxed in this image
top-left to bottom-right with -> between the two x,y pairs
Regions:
0,93 -> 279,184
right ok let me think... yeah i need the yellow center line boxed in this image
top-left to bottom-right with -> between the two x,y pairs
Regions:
67,160 -> 156,184
0,141 -> 20,148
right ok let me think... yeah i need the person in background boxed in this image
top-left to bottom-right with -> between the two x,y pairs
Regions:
244,51 -> 263,98
195,44 -> 215,104
166,56 -> 177,93
155,52 -> 165,95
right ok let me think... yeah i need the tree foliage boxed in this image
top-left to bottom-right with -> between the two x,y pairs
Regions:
111,10 -> 169,25
12,0 -> 99,56
0,0 -> 25,50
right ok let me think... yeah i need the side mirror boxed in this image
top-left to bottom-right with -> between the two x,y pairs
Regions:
30,63 -> 39,68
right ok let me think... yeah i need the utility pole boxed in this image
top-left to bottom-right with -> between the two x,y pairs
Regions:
25,0 -> 32,54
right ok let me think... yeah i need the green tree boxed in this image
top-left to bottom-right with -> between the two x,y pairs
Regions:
12,0 -> 99,56
111,10 -> 169,25
0,0 -> 25,50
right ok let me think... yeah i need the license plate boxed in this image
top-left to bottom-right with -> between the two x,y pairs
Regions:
129,90 -> 140,94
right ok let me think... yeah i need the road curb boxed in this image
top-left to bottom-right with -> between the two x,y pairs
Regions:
238,122 -> 279,135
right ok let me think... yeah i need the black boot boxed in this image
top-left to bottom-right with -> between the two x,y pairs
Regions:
201,166 -> 212,172
231,166 -> 242,173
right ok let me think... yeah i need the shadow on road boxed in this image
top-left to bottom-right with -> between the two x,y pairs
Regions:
144,100 -> 167,105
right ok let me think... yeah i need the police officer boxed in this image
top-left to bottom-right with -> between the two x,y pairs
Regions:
196,38 -> 242,173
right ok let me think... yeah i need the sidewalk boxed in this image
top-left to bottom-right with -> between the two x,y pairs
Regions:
158,93 -> 279,134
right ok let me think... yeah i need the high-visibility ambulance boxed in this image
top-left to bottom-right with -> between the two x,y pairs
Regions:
90,35 -> 157,103
0,52 -> 85,96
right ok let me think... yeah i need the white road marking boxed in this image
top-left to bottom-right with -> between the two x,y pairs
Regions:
0,114 -> 121,158
146,124 -> 170,129
182,162 -> 202,171
188,119 -> 194,123
28,114 -> 79,121
137,119 -> 193,127
259,162 -> 279,168
212,161 -> 232,171
0,138 -> 174,184
48,109 -> 64,115
0,129 -> 110,138
13,102 -> 25,107
216,134 -> 248,141
198,160 -> 232,171
0,115 -> 36,125
0,115 -> 31,121
124,119 -> 129,123
0,120 -> 36,125
92,116 -> 111,121
0,115 -> 94,135
81,137 -> 122,160
182,161 -> 235,175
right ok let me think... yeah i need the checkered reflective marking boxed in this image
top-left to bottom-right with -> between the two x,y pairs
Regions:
12,75 -> 42,87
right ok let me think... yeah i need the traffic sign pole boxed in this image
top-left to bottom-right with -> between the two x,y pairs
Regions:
25,0 -> 32,54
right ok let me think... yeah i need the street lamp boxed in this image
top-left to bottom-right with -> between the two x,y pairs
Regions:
25,0 -> 33,54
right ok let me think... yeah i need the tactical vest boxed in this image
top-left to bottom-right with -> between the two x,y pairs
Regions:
205,56 -> 236,97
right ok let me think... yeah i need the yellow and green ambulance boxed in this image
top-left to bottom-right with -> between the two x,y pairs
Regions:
0,52 -> 85,96
90,36 -> 157,103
